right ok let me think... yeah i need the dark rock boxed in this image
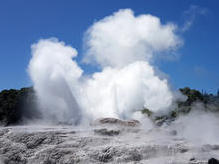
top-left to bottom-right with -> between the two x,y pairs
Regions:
98,147 -> 115,162
92,118 -> 140,127
31,148 -> 73,163
0,129 -> 9,136
124,149 -> 142,162
9,132 -> 63,149
169,130 -> 177,136
0,139 -> 27,164
94,128 -> 120,136
208,158 -> 219,164
3,153 -> 27,164
190,157 -> 195,161
203,145 -> 219,151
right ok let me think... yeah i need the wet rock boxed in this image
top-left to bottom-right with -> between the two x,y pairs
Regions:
98,147 -> 115,162
9,132 -> 63,149
0,128 -> 10,136
3,154 -> 27,164
94,128 -> 120,136
169,130 -> 177,136
124,149 -> 142,162
92,117 -> 140,127
208,158 -> 219,164
30,148 -> 74,164
190,157 -> 196,161
0,140 -> 27,164
202,145 -> 219,152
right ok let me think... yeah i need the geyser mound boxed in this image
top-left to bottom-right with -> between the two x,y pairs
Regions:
28,9 -> 183,124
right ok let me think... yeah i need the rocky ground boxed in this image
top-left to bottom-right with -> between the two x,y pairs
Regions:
0,118 -> 219,164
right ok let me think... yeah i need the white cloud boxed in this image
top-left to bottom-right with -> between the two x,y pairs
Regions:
83,9 -> 182,68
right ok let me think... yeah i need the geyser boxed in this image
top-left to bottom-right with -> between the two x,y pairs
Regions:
28,9 -> 182,124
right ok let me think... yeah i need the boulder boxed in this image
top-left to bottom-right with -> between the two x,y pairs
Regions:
208,158 -> 219,164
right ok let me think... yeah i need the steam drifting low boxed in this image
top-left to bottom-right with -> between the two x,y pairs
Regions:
28,9 -> 182,124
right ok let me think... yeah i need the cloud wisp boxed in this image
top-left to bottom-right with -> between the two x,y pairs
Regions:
182,5 -> 208,32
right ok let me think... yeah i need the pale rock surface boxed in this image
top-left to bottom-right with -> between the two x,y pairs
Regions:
0,119 -> 218,164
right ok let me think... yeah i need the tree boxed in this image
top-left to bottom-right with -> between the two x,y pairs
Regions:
0,87 -> 40,125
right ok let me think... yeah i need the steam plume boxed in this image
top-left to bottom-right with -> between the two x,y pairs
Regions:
28,9 -> 182,124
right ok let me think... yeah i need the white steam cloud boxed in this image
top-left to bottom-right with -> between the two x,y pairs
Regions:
171,110 -> 219,145
84,9 -> 181,67
28,9 -> 182,124
28,39 -> 83,124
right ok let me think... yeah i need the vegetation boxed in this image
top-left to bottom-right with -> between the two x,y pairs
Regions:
0,87 -> 39,125
141,108 -> 153,117
177,87 -> 219,113
141,87 -> 219,125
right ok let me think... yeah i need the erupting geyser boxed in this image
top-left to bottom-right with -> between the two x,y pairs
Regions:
28,9 -> 182,124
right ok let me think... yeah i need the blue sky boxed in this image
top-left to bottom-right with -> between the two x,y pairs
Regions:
0,0 -> 218,93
